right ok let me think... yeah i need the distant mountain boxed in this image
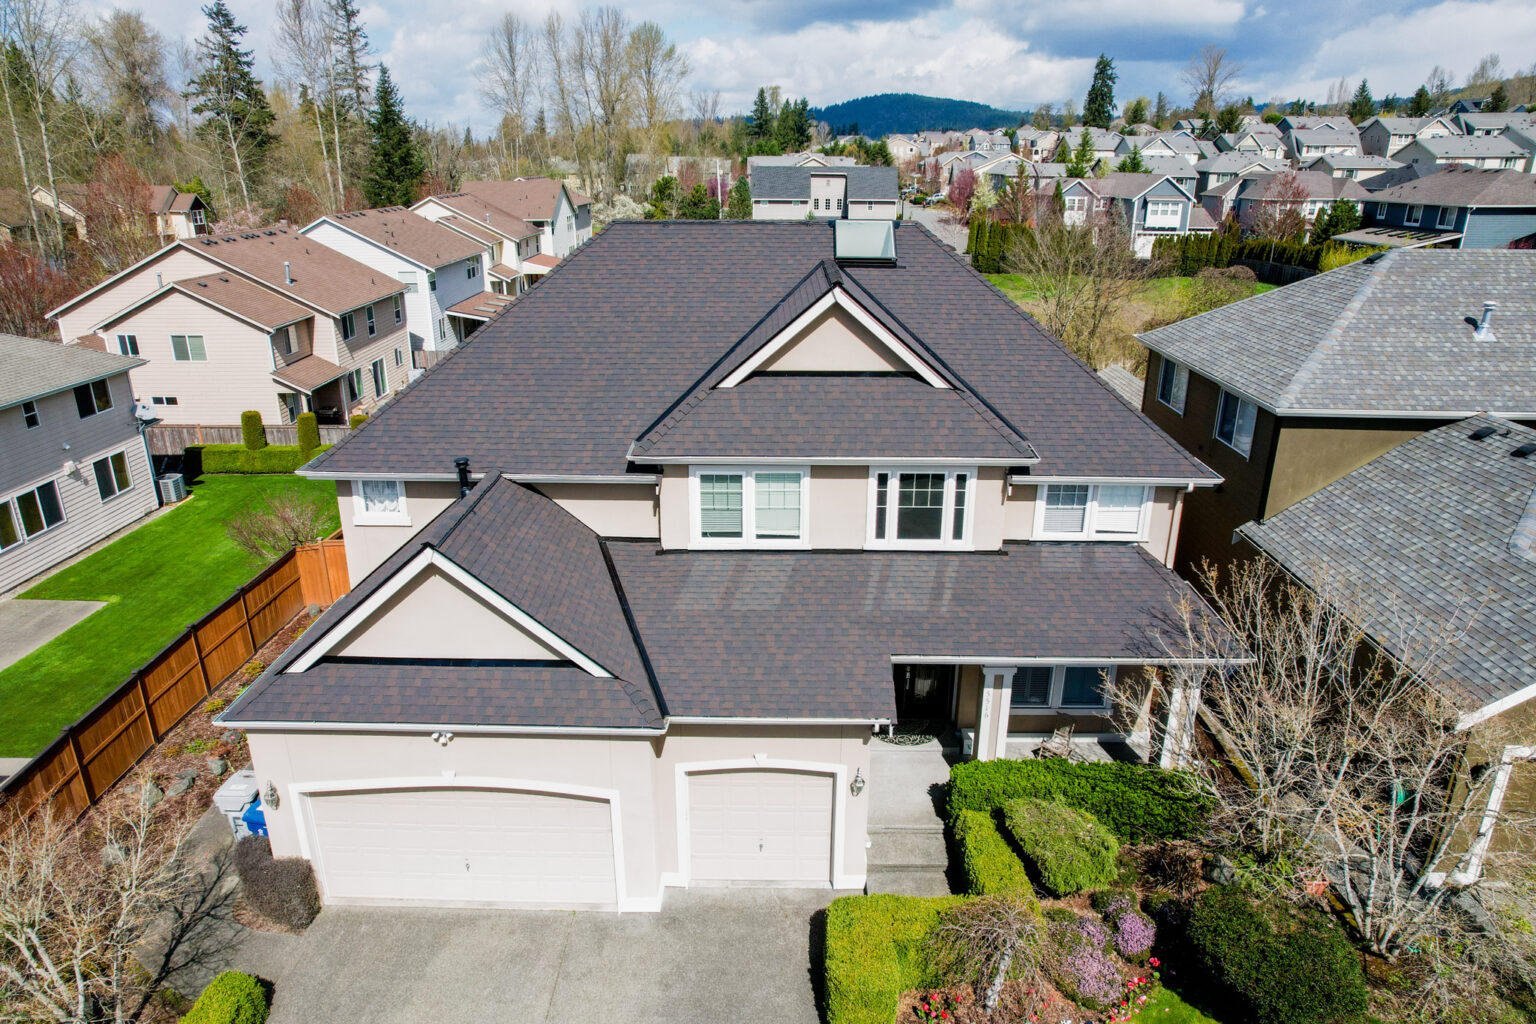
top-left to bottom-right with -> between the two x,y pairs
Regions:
811,93 -> 1027,137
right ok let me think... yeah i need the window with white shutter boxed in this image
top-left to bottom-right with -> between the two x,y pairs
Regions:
1037,484 -> 1150,540
1042,484 -> 1088,533
697,474 -> 743,539
691,469 -> 808,546
1094,486 -> 1144,535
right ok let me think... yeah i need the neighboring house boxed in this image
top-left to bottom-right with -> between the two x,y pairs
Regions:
933,149 -> 991,186
417,178 -> 591,261
1448,97 -> 1491,114
1195,153 -> 1283,197
301,208 -> 492,355
0,188 -> 36,242
1137,248 -> 1536,575
147,186 -> 211,241
1357,115 -> 1459,157
751,166 -> 899,219
886,134 -> 925,162
1214,170 -> 1369,228
1395,135 -> 1526,171
1057,174 -> 1214,256
1301,153 -> 1405,185
976,154 -> 1027,192
1286,127 -> 1363,161
747,153 -> 856,174
1505,123 -> 1536,172
1117,132 -> 1203,165
1057,128 -> 1122,166
1238,415 -> 1536,885
214,219 -> 1223,912
1137,155 -> 1198,193
1015,128 -> 1060,160
0,335 -> 158,593
48,227 -> 410,427
1453,112 -> 1536,136
963,128 -> 1012,152
1275,115 -> 1354,133
1347,166 -> 1536,249
411,191 -> 547,293
1214,127 -> 1287,159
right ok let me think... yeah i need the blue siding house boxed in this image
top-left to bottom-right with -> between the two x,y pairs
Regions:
1347,166 -> 1536,249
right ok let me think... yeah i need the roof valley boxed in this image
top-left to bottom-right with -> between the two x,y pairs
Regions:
1274,255 -> 1390,411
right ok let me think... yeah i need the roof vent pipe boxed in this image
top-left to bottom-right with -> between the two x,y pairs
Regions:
1475,300 -> 1497,339
283,260 -> 294,285
455,457 -> 472,497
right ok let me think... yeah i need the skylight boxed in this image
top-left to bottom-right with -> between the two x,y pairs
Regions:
833,220 -> 896,264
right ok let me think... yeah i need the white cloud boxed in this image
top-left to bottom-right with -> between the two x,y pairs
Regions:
960,0 -> 1247,31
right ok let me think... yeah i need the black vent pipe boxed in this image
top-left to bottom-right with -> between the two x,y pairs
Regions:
455,457 -> 472,496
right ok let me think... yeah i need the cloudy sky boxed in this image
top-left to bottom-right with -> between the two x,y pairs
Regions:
114,0 -> 1536,132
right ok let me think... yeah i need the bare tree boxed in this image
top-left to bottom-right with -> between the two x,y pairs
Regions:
1426,65 -> 1455,107
627,20 -> 688,159
926,896 -> 1044,1010
2,0 -> 83,259
86,10 -> 170,144
1182,44 -> 1241,115
479,12 -> 535,173
225,488 -> 334,559
1467,53 -> 1504,89
275,0 -> 338,208
1241,169 -> 1310,241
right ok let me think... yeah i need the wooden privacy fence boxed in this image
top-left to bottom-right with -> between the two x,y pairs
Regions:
1,535 -> 350,819
146,423 -> 351,455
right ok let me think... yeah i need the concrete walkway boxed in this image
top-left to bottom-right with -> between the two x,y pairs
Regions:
0,597 -> 105,671
865,738 -> 955,896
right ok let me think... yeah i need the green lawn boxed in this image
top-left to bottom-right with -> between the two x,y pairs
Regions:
1142,986 -> 1224,1023
988,273 -> 1275,307
0,474 -> 339,757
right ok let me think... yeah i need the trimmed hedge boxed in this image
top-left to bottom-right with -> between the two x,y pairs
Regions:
181,971 -> 268,1024
824,894 -> 962,1024
187,443 -> 331,474
234,835 -> 321,930
1148,232 -> 1375,278
967,220 -> 1033,273
1002,798 -> 1119,896
240,411 -> 267,451
295,411 -> 320,454
954,809 -> 1035,898
1184,885 -> 1367,1024
947,758 -> 1211,842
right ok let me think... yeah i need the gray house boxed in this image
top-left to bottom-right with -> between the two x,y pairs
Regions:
750,166 -> 900,221
1395,135 -> 1526,172
1346,166 -> 1536,249
1060,173 -> 1213,256
0,336 -> 159,593
1357,115 -> 1459,157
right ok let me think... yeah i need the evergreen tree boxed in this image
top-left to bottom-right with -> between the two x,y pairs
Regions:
329,0 -> 373,116
747,87 -> 774,140
1122,96 -> 1149,127
186,0 -> 275,213
1083,53 -> 1117,129
1347,79 -> 1375,123
1215,105 -> 1243,135
1115,145 -> 1148,173
1051,179 -> 1065,215
1325,199 -> 1361,237
1488,82 -> 1510,113
1055,134 -> 1073,169
678,183 -> 719,220
1152,91 -> 1169,129
774,97 -> 811,151
361,65 -> 424,207
1066,128 -> 1094,177
1308,208 -> 1329,245
726,176 -> 751,219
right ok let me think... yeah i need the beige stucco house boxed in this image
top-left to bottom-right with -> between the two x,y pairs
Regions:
217,219 -> 1220,912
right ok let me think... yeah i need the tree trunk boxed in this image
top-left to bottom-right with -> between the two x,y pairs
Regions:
224,111 -> 251,214
0,66 -> 42,253
985,947 -> 1012,1010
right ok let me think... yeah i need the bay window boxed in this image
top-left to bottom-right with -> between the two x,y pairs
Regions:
1008,664 -> 1115,711
690,467 -> 808,547
1034,483 -> 1150,540
351,478 -> 409,525
1214,389 -> 1257,456
868,468 -> 974,549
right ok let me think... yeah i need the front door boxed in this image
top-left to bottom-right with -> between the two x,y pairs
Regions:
894,665 -> 955,724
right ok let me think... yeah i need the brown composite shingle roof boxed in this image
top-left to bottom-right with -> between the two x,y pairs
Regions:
437,214 -> 503,246
186,227 -> 402,316
419,192 -> 539,240
445,292 -> 514,320
317,207 -> 485,268
459,177 -> 585,221
271,354 -> 347,394
170,274 -> 309,330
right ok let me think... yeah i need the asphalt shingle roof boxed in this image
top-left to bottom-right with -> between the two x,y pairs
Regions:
750,165 -> 898,201
1411,135 -> 1527,159
0,333 -> 142,410
1370,165 -> 1536,207
1138,249 -> 1536,415
1239,416 -> 1536,713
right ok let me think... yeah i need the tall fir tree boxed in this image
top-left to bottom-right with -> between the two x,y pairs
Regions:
1488,82 -> 1510,113
1347,79 -> 1375,123
726,176 -> 751,219
748,87 -> 774,140
1083,54 -> 1117,129
1152,91 -> 1169,129
774,97 -> 811,152
1115,145 -> 1148,173
362,65 -> 424,207
329,0 -> 372,116
187,0 -> 275,213
1065,128 -> 1094,177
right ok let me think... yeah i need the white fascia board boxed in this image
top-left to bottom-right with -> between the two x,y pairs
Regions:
297,470 -> 477,481
1008,474 -> 1220,489
1457,683 -> 1536,732
640,454 -> 1033,467
891,655 -> 1253,666
215,717 -> 662,736
46,241 -> 182,320
665,716 -> 888,726
507,473 -> 660,485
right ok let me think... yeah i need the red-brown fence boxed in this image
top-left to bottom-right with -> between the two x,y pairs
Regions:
145,423 -> 352,455
1,536 -> 350,819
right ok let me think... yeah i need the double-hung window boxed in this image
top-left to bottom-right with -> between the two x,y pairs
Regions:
340,312 -> 356,342
1156,358 -> 1188,413
1436,206 -> 1456,228
116,334 -> 139,356
351,479 -> 409,525
3,480 -> 64,543
74,379 -> 113,418
428,272 -> 437,293
393,295 -> 402,324
867,468 -> 974,549
690,467 -> 809,547
1214,389 -> 1258,457
1035,484 -> 1149,540
92,451 -> 132,501
467,256 -> 481,279
370,357 -> 386,398
171,334 -> 206,361
399,271 -> 418,294
1008,664 -> 1115,711
1404,204 -> 1422,226
21,400 -> 39,429
365,305 -> 376,337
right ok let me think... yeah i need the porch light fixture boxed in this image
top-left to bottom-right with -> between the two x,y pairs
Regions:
850,769 -> 866,796
263,781 -> 280,810
431,731 -> 454,747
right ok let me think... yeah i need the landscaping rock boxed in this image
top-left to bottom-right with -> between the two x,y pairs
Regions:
166,770 -> 198,798
221,730 -> 243,746
141,781 -> 164,808
207,758 -> 228,777
1203,853 -> 1237,885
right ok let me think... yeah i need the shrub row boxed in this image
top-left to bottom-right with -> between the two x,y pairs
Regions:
233,835 -> 321,930
823,894 -> 962,1024
953,808 -> 1034,898
966,220 -> 1033,273
947,759 -> 1211,843
1003,798 -> 1119,896
187,443 -> 331,474
1149,232 -> 1375,277
181,971 -> 268,1024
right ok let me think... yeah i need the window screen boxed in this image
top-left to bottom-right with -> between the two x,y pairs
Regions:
699,474 -> 743,538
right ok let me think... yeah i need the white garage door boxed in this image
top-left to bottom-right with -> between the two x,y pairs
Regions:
688,770 -> 834,884
305,786 -> 617,907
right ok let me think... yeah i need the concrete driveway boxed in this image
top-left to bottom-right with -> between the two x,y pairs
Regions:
236,889 -> 832,1024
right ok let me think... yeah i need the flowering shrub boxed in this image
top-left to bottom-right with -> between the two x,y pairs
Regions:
1049,939 -> 1122,1010
911,990 -> 959,1021
1112,910 -> 1156,963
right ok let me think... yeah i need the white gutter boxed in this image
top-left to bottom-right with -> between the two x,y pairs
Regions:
666,716 -> 889,726
214,717 -> 665,737
634,453 -> 1035,467
1008,474 -> 1220,489
890,655 -> 1253,667
296,469 -> 661,485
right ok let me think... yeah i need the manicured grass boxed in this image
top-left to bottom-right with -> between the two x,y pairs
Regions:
1143,986 -> 1225,1023
988,274 -> 1275,307
0,474 -> 339,757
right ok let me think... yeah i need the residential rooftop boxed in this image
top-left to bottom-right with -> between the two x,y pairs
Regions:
317,207 -> 485,269
1,332 -> 143,410
1369,165 -> 1536,206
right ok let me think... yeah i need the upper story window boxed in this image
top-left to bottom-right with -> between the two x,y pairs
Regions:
393,295 -> 403,324
171,334 -> 206,362
352,478 -> 409,526
867,468 -> 974,550
116,334 -> 138,356
1144,199 -> 1181,227
1214,389 -> 1257,457
1064,195 -> 1087,213
428,272 -> 437,293
341,312 -> 358,342
190,208 -> 206,226
74,379 -> 113,418
1035,484 -> 1149,540
399,271 -> 418,293
1157,358 -> 1188,414
1374,202 -> 1387,218
689,467 -> 809,548
273,327 -> 293,354
366,305 -> 376,337
468,256 -> 481,279
21,400 -> 39,429
1009,664 -> 1115,711
1404,204 -> 1422,226
1437,206 -> 1456,228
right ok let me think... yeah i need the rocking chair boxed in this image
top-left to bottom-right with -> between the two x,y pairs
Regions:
1035,720 -> 1079,761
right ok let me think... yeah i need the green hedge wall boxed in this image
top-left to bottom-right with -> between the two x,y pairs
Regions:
823,894 -> 963,1024
186,444 -> 331,474
1148,233 -> 1372,276
967,220 -> 1033,274
954,809 -> 1035,898
1002,797 -> 1119,896
947,759 -> 1211,843
180,971 -> 269,1024
295,411 -> 320,454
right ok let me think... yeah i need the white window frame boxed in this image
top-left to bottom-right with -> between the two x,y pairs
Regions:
365,305 -> 376,337
393,294 -> 402,324
74,379 -> 113,417
1405,204 -> 1422,226
428,271 -> 437,293
340,312 -> 356,342
1436,205 -> 1456,228
467,255 -> 481,279
273,326 -> 292,355
91,450 -> 133,502
350,478 -> 409,526
864,466 -> 977,551
394,347 -> 403,367
1033,483 -> 1151,541
345,368 -> 363,403
189,208 -> 206,226
20,400 -> 39,429
1008,664 -> 1117,712
399,271 -> 418,294
1156,358 -> 1188,414
1144,199 -> 1181,228
170,334 -> 206,362
687,466 -> 811,549
116,333 -> 138,356
3,479 -> 66,542
1214,389 -> 1258,457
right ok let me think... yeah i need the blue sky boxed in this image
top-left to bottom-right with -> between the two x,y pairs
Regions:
118,0 -> 1536,132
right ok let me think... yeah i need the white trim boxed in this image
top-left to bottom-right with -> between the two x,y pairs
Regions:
687,465 -> 811,549
93,281 -> 309,335
288,775 -> 637,910
300,216 -> 437,273
891,655 -> 1250,666
284,549 -> 613,677
1033,483 -> 1151,542
665,716 -> 887,725
215,716 -> 662,735
1008,474 -> 1218,488
644,454 -> 1029,467
718,287 -> 950,390
1451,745 -> 1536,885
46,241 -> 180,320
350,478 -> 409,526
864,466 -> 978,550
671,758 -> 858,890
1457,683 -> 1536,731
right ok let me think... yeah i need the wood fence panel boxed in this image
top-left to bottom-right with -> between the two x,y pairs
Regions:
7,742 -> 85,817
75,691 -> 153,799
195,600 -> 256,686
245,558 -> 304,644
146,424 -> 350,455
322,540 -> 350,600
142,639 -> 207,733
295,538 -> 350,606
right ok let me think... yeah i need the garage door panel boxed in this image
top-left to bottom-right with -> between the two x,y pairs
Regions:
307,786 -> 617,906
689,770 -> 833,884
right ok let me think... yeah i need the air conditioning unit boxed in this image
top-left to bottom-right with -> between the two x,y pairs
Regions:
157,473 -> 187,504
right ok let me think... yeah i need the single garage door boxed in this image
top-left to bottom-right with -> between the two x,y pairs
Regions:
305,786 -> 617,906
688,769 -> 834,884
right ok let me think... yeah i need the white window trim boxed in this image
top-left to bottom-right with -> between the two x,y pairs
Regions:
1008,664 -> 1117,712
1156,358 -> 1188,414
2,478 -> 67,542
1032,483 -> 1151,541
864,466 -> 977,551
687,465 -> 811,549
393,294 -> 402,324
1404,204 -> 1422,226
1214,389 -> 1257,458
350,478 -> 409,526
365,306 -> 376,337
1437,205 -> 1456,228
370,357 -> 386,398
92,450 -> 134,503
20,400 -> 39,429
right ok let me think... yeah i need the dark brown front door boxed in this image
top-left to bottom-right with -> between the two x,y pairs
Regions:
894,665 -> 955,723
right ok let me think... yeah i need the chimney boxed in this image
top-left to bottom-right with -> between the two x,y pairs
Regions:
1475,300 -> 1497,339
283,260 -> 294,285
455,457 -> 472,497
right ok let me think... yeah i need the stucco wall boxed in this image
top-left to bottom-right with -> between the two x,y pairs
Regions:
338,480 -> 463,584
1266,419 -> 1429,518
533,482 -> 659,538
332,565 -> 559,660
808,466 -> 867,548
758,306 -> 904,373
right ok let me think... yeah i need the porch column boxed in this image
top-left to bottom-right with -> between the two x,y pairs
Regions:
1158,681 -> 1201,770
975,665 -> 1014,761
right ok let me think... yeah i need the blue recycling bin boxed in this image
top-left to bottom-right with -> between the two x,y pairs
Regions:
241,796 -> 268,837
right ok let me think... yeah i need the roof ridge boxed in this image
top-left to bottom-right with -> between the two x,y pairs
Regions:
1274,253 -> 1390,410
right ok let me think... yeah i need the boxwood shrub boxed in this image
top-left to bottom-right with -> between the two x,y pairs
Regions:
947,758 -> 1211,842
1184,885 -> 1367,1024
295,412 -> 320,454
240,411 -> 267,451
187,443 -> 331,474
953,808 -> 1035,899
823,894 -> 962,1024
1002,798 -> 1119,896
180,970 -> 268,1024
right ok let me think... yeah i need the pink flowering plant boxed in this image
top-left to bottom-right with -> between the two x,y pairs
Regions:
911,989 -> 958,1021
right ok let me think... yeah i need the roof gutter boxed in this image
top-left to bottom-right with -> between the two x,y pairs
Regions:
214,717 -> 665,737
1008,474 -> 1220,489
5,364 -> 146,411
891,655 -> 1254,667
295,469 -> 661,485
633,452 -> 1037,467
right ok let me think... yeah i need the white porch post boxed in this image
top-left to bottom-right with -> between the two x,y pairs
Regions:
976,665 -> 1014,761
1158,681 -> 1201,770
